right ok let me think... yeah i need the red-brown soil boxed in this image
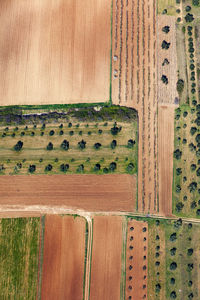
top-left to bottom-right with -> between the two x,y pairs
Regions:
90,216 -> 123,300
0,174 -> 136,212
0,0 -> 111,105
112,0 -> 158,213
158,105 -> 175,216
126,219 -> 148,300
41,215 -> 86,300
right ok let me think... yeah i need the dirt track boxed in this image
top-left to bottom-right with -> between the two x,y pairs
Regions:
41,215 -> 86,300
126,219 -> 148,300
112,0 -> 158,213
0,174 -> 136,212
89,216 -> 123,300
158,105 -> 175,216
0,0 -> 111,105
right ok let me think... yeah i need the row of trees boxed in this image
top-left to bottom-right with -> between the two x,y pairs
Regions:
13,139 -> 136,152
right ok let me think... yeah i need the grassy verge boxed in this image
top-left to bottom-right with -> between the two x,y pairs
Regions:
120,217 -> 128,300
82,219 -> 88,300
37,216 -> 45,300
0,218 -> 41,299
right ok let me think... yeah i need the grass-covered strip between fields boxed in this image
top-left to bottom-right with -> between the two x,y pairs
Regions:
173,104 -> 200,218
0,119 -> 137,175
0,218 -> 41,299
126,216 -> 200,299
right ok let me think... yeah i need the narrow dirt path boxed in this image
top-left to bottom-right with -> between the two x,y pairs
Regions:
84,216 -> 92,300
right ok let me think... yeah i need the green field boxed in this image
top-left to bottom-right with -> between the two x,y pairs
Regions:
157,0 -> 178,16
0,218 -> 41,299
0,121 -> 137,175
0,106 -> 138,175
173,104 -> 200,218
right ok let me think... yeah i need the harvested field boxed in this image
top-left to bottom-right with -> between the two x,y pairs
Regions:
90,216 -> 123,300
0,0 -> 111,105
158,105 -> 175,216
41,215 -> 86,300
0,217 -> 41,299
126,219 -> 148,300
157,16 -> 179,105
112,0 -> 158,213
0,174 -> 136,212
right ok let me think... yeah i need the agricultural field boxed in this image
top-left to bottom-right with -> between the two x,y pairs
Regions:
125,219 -> 148,300
89,216 -> 124,300
0,107 -> 138,176
126,217 -> 200,300
0,174 -> 137,212
41,215 -> 87,300
112,0 -> 158,213
158,105 -> 175,216
0,217 -> 41,299
0,0 -> 112,105
173,104 -> 200,218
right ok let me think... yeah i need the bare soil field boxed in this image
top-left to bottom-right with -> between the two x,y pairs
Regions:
0,0 -> 111,105
112,0 -> 158,213
90,216 -> 123,300
157,16 -> 179,105
41,215 -> 86,300
158,105 -> 174,216
0,174 -> 136,212
126,219 -> 148,300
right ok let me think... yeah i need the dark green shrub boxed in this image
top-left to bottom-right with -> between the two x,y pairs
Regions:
60,164 -> 69,172
127,139 -> 136,148
109,162 -> 117,172
177,79 -> 184,94
77,164 -> 84,173
187,263 -> 193,271
59,130 -> 64,136
161,75 -> 168,84
187,248 -> 193,256
111,140 -> 117,149
174,149 -> 182,159
127,163 -> 134,173
46,142 -> 53,150
190,127 -> 197,135
49,130 -> 54,136
188,182 -> 197,192
45,164 -> 52,172
94,163 -> 101,172
14,141 -> 23,151
170,248 -> 177,256
190,164 -> 196,171
111,125 -> 122,135
170,291 -> 177,299
170,262 -> 177,270
103,167 -> 109,174
191,201 -> 197,209
61,140 -> 69,151
78,140 -> 86,150
69,131 -> 74,136
29,165 -> 36,173
94,143 -> 101,150
170,278 -> 175,285
170,233 -> 177,242
185,13 -> 194,22
162,25 -> 170,33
